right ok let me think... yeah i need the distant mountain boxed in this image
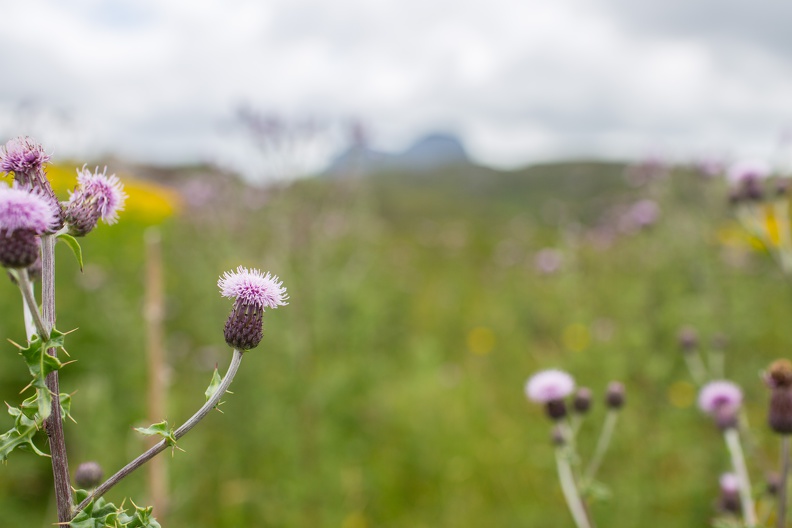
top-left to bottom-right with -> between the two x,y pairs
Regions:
326,132 -> 470,176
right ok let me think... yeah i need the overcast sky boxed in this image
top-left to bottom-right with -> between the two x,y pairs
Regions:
2,0 -> 792,177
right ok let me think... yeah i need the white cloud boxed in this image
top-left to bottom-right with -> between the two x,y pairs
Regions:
1,0 -> 792,177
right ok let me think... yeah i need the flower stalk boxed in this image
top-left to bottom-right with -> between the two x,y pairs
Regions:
779,435 -> 791,528
73,348 -> 245,517
556,441 -> 593,528
724,428 -> 757,527
41,234 -> 73,523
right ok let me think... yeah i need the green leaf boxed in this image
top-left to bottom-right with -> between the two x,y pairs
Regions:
134,420 -> 177,447
15,331 -> 68,420
70,492 -> 162,528
58,233 -> 84,271
204,367 -> 223,402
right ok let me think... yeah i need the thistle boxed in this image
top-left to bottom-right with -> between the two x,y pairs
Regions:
218,266 -> 288,350
64,166 -> 127,236
0,185 -> 58,268
0,137 -> 63,229
525,369 -> 575,421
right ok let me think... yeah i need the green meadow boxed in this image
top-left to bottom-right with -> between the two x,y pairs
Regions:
0,162 -> 789,527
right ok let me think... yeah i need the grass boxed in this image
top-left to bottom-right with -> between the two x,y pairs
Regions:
0,161 -> 789,527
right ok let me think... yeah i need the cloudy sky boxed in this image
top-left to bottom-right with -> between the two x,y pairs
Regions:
2,0 -> 792,177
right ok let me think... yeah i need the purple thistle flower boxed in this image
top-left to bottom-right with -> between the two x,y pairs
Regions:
218,266 -> 288,351
525,369 -> 575,403
0,137 -> 51,178
0,185 -> 58,268
64,166 -> 127,236
698,380 -> 743,415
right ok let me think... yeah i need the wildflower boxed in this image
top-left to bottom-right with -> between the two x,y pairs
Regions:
718,473 -> 741,515
534,248 -> 563,275
0,186 -> 58,268
0,137 -> 63,229
525,369 -> 575,421
629,199 -> 660,229
74,461 -> 103,489
698,380 -> 742,430
605,382 -> 625,409
218,266 -> 288,350
64,166 -> 127,236
0,137 -> 50,179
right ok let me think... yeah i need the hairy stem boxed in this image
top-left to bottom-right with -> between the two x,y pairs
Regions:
41,234 -> 73,523
584,410 -> 619,484
556,445 -> 593,528
724,428 -> 757,527
779,435 -> 790,528
14,268 -> 48,340
73,348 -> 245,517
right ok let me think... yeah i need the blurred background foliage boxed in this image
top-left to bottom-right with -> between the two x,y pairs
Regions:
0,161 -> 788,527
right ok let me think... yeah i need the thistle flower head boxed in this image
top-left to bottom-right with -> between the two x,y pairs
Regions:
218,266 -> 288,310
0,185 -> 58,234
698,380 -> 742,415
64,166 -> 126,235
219,266 -> 288,351
720,473 -> 740,494
525,369 -> 575,403
0,137 -> 51,176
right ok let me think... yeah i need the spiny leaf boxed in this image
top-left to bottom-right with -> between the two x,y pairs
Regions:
134,421 -> 179,452
70,491 -> 162,528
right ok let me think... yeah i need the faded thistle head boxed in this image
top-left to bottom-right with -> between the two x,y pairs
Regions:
0,185 -> 58,268
64,166 -> 127,236
766,360 -> 792,435
218,266 -> 288,351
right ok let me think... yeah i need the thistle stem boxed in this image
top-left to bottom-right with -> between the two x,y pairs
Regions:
724,428 -> 757,527
683,351 -> 708,386
584,410 -> 619,484
41,234 -> 73,523
14,268 -> 48,340
779,435 -> 791,528
556,446 -> 593,528
72,348 -> 245,517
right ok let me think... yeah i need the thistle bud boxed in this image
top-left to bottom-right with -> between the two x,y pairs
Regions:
0,186 -> 57,268
766,472 -> 781,496
677,326 -> 698,353
573,387 -> 592,414
74,461 -> 103,489
218,266 -> 288,351
606,382 -> 625,409
64,166 -> 127,236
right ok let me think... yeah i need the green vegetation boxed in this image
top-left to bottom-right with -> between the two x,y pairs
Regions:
0,161 -> 787,526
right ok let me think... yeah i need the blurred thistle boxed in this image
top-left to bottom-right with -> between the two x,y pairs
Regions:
697,380 -> 756,526
218,266 -> 288,351
677,326 -> 699,353
605,382 -> 625,410
0,185 -> 58,268
573,387 -> 592,414
525,369 -> 575,421
718,472 -> 741,516
766,359 -> 792,528
64,166 -> 127,237
74,461 -> 104,490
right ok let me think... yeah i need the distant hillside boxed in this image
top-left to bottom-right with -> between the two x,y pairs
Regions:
326,132 -> 470,176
